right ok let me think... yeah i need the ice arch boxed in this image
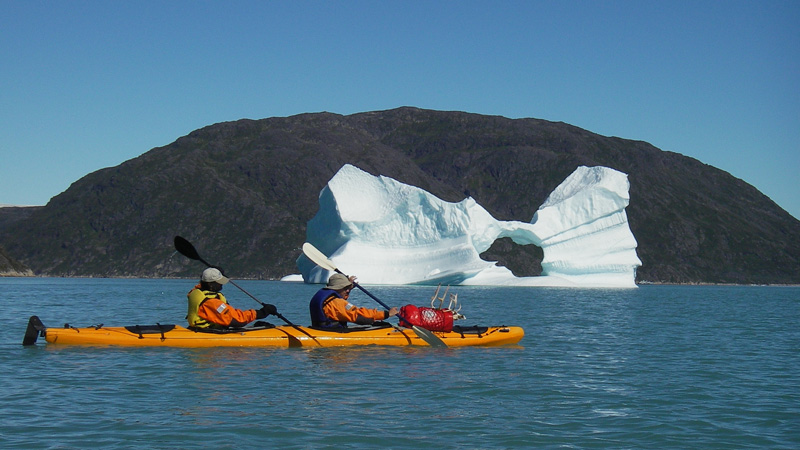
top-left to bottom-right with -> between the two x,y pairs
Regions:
295,164 -> 641,287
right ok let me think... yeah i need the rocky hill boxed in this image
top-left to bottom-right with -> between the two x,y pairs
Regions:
0,206 -> 38,276
1,107 -> 798,284
0,244 -> 33,277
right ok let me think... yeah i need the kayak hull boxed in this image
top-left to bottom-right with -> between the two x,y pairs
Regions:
25,317 -> 523,348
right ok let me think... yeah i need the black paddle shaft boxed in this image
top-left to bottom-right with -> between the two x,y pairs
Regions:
334,269 -> 413,325
173,236 -> 296,324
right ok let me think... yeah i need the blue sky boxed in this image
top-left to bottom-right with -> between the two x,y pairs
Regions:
2,1 -> 798,219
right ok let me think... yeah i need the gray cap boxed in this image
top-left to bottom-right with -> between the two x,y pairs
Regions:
326,273 -> 352,290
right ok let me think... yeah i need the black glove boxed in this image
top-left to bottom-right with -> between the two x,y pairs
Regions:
256,304 -> 278,319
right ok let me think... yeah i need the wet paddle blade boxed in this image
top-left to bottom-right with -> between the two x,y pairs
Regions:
411,325 -> 447,348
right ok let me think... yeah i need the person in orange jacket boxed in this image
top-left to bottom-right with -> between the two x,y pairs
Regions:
309,273 -> 398,328
187,267 -> 277,329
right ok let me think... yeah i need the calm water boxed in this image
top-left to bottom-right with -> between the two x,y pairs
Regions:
2,278 -> 798,449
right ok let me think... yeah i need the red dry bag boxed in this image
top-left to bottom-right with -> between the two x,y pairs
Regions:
399,304 -> 454,332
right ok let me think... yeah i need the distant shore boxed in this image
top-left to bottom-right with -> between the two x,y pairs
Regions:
2,274 -> 798,287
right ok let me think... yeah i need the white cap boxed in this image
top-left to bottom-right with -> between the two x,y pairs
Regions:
201,267 -> 229,284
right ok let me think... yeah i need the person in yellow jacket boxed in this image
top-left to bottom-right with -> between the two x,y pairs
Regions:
187,267 -> 277,329
309,273 -> 398,328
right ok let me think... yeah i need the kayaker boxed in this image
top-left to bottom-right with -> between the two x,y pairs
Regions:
187,267 -> 277,329
309,273 -> 398,328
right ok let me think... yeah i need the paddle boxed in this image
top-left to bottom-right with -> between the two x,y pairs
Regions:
173,236 -> 321,346
301,242 -> 448,348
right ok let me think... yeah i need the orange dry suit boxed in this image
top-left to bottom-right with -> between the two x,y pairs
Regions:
187,285 -> 258,329
309,288 -> 389,328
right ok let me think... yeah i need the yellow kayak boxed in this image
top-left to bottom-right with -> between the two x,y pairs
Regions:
23,316 -> 523,348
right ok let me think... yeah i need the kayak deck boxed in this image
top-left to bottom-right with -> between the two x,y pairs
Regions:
23,316 -> 523,348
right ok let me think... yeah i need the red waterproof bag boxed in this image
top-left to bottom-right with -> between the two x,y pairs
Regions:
399,304 -> 454,332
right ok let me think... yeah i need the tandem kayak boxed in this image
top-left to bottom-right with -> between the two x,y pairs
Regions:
22,316 -> 524,348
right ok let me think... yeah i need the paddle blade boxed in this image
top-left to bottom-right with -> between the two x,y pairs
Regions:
302,243 -> 338,272
411,325 -> 448,348
174,236 -> 201,261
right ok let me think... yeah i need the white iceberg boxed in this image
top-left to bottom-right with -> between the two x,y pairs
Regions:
294,164 -> 641,287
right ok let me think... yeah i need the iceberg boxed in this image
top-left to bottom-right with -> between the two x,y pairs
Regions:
295,164 -> 641,287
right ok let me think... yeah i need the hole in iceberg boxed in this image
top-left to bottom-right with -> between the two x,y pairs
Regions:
479,237 -> 543,277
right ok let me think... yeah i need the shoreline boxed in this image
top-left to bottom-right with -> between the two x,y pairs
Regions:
2,273 -> 799,287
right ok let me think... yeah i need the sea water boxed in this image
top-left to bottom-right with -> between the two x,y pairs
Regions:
1,278 -> 798,449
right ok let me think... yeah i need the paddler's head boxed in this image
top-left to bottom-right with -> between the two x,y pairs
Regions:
201,267 -> 229,291
327,273 -> 354,298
